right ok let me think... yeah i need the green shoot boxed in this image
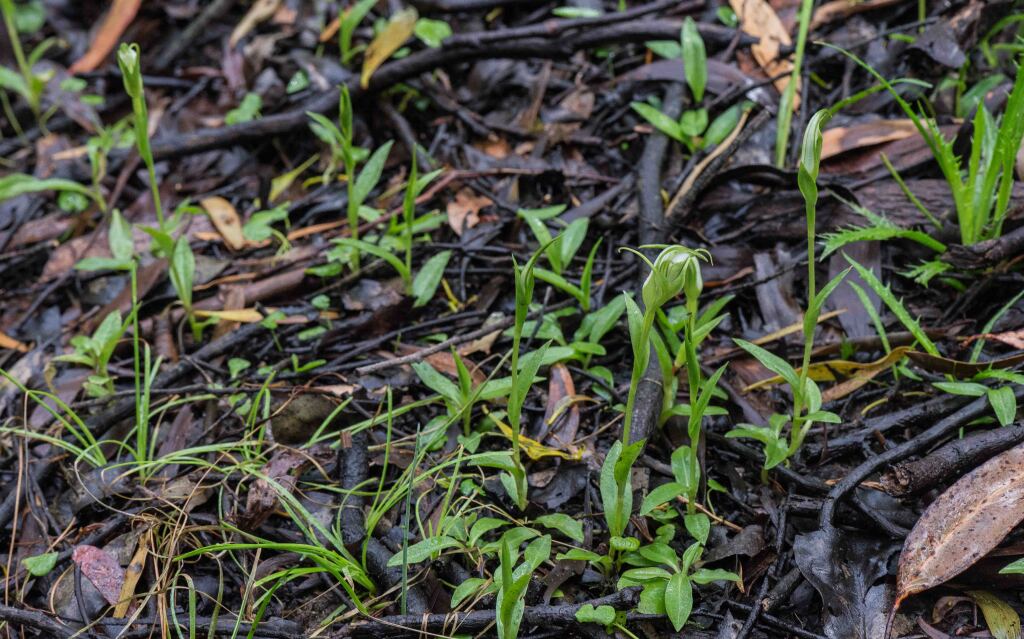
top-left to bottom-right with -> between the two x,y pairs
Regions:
503,248 -> 549,510
774,0 -> 813,166
117,43 -> 164,228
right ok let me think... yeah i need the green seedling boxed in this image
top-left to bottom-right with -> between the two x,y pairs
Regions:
340,0 -> 378,64
616,518 -> 738,631
728,110 -> 844,474
53,310 -> 127,398
413,17 -> 451,47
117,43 -> 165,229
324,157 -> 448,304
518,205 -> 601,310
412,352 -> 511,436
225,92 -> 261,125
934,376 -> 1018,427
308,86 -> 392,269
496,534 -> 551,639
502,247 -> 550,510
631,19 -> 746,152
0,0 -> 58,123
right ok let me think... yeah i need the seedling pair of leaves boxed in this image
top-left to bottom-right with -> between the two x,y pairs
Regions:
935,367 -> 1023,427
497,534 -> 552,639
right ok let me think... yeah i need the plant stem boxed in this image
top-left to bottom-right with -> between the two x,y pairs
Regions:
622,311 -> 655,445
683,303 -> 701,513
774,0 -> 814,166
0,0 -> 36,116
130,265 -> 144,464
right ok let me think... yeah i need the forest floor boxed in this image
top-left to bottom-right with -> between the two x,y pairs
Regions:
4,1 -> 1024,638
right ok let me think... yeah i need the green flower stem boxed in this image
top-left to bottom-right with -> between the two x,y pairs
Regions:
622,311 -> 655,445
130,264 -> 144,463
683,299 -> 701,513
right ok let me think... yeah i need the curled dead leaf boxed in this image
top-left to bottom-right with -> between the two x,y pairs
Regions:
446,188 -> 490,236
729,0 -> 798,107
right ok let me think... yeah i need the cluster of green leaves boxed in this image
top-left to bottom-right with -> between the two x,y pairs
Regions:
834,45 -> 1024,246
631,19 -> 746,152
616,518 -> 738,630
564,518 -> 738,632
329,154 -> 451,305
0,0 -> 55,122
53,310 -> 127,397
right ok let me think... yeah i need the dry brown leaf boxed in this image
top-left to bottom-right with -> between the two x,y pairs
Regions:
811,0 -> 907,30
68,0 -> 142,74
820,119 -> 919,160
896,442 -> 1024,610
229,0 -> 282,47
72,545 -> 124,606
906,350 -> 1024,379
729,0 -> 799,106
966,330 -> 1024,351
201,196 -> 246,251
0,331 -> 29,353
543,364 -> 580,450
113,529 -> 149,618
360,8 -> 417,88
241,445 -> 334,528
446,188 -> 490,236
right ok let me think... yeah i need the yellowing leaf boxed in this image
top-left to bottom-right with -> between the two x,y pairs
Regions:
270,154 -> 319,203
745,346 -> 911,392
360,8 -> 417,89
194,308 -> 265,323
0,330 -> 29,353
229,0 -> 281,47
967,590 -> 1022,639
200,196 -> 246,251
484,407 -> 583,461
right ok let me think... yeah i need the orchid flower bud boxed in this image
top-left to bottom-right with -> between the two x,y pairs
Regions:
117,43 -> 142,100
640,245 -> 709,311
